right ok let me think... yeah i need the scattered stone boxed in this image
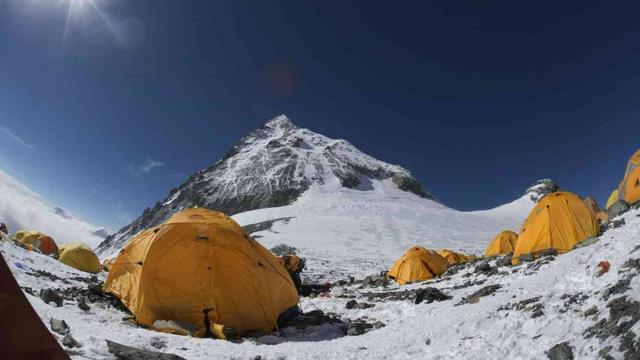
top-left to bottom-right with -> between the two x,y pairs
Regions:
345,319 -> 384,336
458,285 -> 501,305
62,334 -> 81,348
425,338 -> 431,345
345,300 -> 375,310
519,254 -> 535,263
40,288 -> 63,307
546,342 -> 573,360
603,279 -> 631,300
607,200 -> 629,219
598,346 -> 613,360
415,288 -> 452,304
77,298 -> 90,311
106,340 -> 186,360
50,318 -> 70,335
474,262 -> 492,273
583,306 -> 598,317
150,338 -> 167,349
26,270 -> 71,284
584,296 -> 640,340
531,307 -> 544,318
495,254 -> 513,268
608,218 -> 626,230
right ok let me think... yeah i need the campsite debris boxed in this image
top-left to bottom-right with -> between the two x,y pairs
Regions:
345,300 -> 375,310
606,200 -> 629,219
415,288 -> 452,304
106,340 -> 186,360
50,318 -> 70,335
546,342 -> 574,360
40,288 -> 63,307
597,261 -> 611,276
62,334 -> 81,348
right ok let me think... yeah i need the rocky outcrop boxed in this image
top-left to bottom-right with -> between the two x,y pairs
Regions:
526,179 -> 559,202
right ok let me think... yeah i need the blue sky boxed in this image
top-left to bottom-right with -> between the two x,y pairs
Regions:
0,0 -> 638,230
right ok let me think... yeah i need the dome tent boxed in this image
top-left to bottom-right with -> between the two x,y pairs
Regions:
388,246 -> 448,285
104,208 -> 299,339
512,192 -> 598,265
438,249 -> 475,265
59,242 -> 102,273
12,230 -> 59,257
484,230 -> 518,257
619,149 -> 640,205
606,189 -> 619,210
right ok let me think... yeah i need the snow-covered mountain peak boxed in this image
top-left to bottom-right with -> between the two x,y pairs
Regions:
97,115 -> 434,255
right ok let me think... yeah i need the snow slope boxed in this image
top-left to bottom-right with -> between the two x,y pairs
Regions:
231,179 -> 534,281
0,169 -> 108,247
4,205 -> 640,359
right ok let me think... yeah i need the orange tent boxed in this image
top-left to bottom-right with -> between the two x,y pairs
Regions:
104,208 -> 299,339
11,230 -> 59,257
513,192 -> 598,264
388,246 -> 448,285
618,150 -> 640,205
484,230 -> 518,257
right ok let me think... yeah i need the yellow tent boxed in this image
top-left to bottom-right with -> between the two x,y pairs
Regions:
606,189 -> 619,209
438,249 -> 474,265
388,246 -> 448,285
104,208 -> 299,339
58,242 -> 102,274
619,150 -> 640,205
512,192 -> 598,265
12,230 -> 59,256
484,230 -> 518,257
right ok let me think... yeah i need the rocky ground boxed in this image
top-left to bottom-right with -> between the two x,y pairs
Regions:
4,203 -> 640,359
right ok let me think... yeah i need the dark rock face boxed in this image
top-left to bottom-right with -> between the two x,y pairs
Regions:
97,115 -> 435,255
106,340 -> 186,360
526,179 -> 559,202
546,342 -> 574,360
607,200 -> 629,219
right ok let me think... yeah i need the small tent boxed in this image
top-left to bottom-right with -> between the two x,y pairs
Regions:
0,252 -> 69,359
513,192 -> 598,265
438,249 -> 473,265
583,196 -> 609,224
606,189 -> 619,209
12,230 -> 59,257
104,208 -> 299,339
388,246 -> 448,285
59,242 -> 101,274
484,230 -> 518,257
619,149 -> 640,205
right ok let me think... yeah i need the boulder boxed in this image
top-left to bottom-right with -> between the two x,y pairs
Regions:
526,179 -> 559,202
415,288 -> 452,304
519,254 -> 535,263
495,254 -> 513,267
77,298 -> 91,311
62,334 -> 81,348
50,318 -> 70,335
546,342 -> 574,360
106,340 -> 186,360
40,288 -> 63,307
607,200 -> 629,219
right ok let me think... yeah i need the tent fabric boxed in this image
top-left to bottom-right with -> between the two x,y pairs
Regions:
58,242 -> 101,274
484,230 -> 518,257
512,192 -> 599,265
388,246 -> 448,285
583,197 -> 600,215
12,230 -> 59,256
102,257 -> 115,272
595,211 -> 610,224
0,252 -> 69,360
606,189 -> 619,209
437,249 -> 473,265
620,167 -> 640,205
104,208 -> 299,338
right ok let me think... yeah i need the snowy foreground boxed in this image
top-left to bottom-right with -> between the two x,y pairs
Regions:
4,206 -> 640,359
